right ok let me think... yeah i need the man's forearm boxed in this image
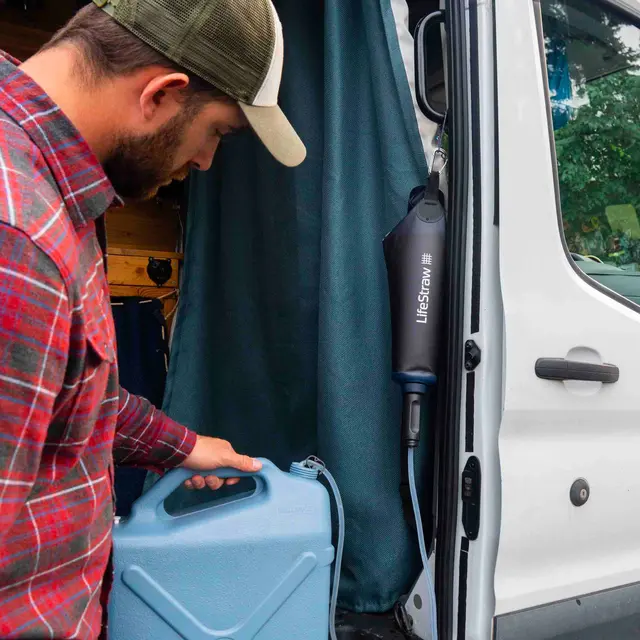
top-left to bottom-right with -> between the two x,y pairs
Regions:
113,386 -> 197,472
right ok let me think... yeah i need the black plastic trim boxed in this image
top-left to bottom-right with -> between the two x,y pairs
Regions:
461,457 -> 481,540
492,0 -> 500,228
535,358 -> 620,383
469,0 -> 482,335
533,0 -> 640,317
435,0 -> 471,636
465,372 -> 475,452
457,538 -> 470,640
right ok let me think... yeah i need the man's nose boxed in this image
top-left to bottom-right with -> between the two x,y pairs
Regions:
191,138 -> 221,172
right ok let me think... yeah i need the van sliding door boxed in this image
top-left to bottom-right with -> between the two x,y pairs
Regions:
493,0 -> 640,638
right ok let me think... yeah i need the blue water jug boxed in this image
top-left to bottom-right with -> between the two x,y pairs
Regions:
108,459 -> 334,640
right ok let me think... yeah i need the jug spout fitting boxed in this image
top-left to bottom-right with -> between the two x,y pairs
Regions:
289,461 -> 320,480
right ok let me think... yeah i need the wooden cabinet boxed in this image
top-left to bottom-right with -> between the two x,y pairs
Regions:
0,0 -> 80,59
105,198 -> 185,329
0,21 -> 51,61
108,251 -> 180,290
106,200 -> 183,254
105,197 -> 186,329
107,247 -> 183,327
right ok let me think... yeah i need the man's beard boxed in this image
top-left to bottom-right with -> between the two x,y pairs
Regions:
103,111 -> 192,201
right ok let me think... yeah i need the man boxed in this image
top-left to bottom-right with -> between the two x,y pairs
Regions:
0,0 -> 305,637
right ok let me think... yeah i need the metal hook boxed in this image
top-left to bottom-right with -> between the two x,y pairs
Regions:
432,148 -> 448,173
431,110 -> 449,174
304,455 -> 326,475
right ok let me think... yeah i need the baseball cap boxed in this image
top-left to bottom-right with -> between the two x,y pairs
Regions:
92,0 -> 306,167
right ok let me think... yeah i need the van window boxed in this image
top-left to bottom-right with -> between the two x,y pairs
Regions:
541,0 -> 640,304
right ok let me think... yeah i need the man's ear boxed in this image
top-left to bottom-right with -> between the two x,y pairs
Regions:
140,72 -> 190,121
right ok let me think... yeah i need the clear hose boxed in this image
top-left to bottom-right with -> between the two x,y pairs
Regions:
304,460 -> 345,640
408,447 -> 438,640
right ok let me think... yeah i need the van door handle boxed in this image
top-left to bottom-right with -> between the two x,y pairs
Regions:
414,10 -> 446,123
535,358 -> 619,383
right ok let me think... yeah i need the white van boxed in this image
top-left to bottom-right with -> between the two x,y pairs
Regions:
405,0 -> 640,638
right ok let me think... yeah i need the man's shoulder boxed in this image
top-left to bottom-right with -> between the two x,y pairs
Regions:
0,115 -> 80,285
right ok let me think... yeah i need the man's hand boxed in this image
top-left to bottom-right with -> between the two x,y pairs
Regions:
181,436 -> 262,491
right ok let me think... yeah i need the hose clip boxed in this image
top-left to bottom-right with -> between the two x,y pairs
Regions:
304,455 -> 327,476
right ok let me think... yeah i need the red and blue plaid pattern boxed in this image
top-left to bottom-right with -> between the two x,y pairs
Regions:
0,52 -> 197,638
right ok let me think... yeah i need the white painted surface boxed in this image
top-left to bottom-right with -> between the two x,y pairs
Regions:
406,553 -> 438,640
458,0 -> 504,637
494,0 -> 640,617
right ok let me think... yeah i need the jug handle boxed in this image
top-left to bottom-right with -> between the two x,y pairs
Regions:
130,458 -> 273,521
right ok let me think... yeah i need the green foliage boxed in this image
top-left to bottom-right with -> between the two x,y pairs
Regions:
555,71 -> 640,261
545,0 -> 640,265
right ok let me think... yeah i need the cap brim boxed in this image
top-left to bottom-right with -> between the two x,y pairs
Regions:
239,103 -> 306,168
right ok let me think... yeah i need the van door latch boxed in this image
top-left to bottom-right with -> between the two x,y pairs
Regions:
461,456 -> 481,540
464,340 -> 481,371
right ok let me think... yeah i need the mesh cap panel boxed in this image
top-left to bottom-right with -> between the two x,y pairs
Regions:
102,0 -> 275,103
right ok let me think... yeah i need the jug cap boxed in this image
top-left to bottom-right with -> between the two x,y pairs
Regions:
289,462 -> 319,481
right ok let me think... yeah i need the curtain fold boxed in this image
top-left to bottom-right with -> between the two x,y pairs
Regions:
156,0 -> 429,612
112,298 -> 169,516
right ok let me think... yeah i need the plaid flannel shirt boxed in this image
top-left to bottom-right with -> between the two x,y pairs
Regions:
0,52 -> 197,638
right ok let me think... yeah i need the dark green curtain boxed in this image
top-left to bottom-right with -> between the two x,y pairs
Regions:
112,298 -> 169,516
158,0 -> 429,612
